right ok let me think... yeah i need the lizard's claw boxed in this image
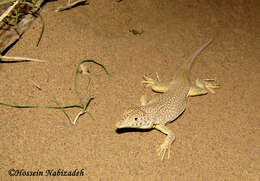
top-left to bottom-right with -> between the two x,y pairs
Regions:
157,141 -> 171,161
142,74 -> 157,87
195,79 -> 220,94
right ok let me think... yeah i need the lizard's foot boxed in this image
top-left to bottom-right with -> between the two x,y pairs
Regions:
195,79 -> 220,94
154,124 -> 176,161
157,141 -> 171,161
142,74 -> 158,87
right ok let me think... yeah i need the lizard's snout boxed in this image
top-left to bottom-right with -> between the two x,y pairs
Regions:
115,121 -> 123,128
115,117 -> 126,128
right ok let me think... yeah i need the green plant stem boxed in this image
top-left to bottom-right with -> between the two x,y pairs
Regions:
0,102 -> 82,109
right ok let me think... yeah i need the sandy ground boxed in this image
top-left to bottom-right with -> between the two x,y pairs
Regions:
0,0 -> 259,180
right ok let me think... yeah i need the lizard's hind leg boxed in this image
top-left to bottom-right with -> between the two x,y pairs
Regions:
189,79 -> 220,96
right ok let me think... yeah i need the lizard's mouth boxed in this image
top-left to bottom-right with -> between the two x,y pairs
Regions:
116,120 -> 153,129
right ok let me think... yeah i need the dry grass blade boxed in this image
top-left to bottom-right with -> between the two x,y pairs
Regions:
0,0 -> 21,23
0,55 -> 49,62
0,0 -> 46,53
56,0 -> 87,12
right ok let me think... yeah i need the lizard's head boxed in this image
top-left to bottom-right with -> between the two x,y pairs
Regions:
116,106 -> 153,129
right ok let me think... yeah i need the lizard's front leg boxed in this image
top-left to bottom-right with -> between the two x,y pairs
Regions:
140,95 -> 149,106
154,124 -> 176,160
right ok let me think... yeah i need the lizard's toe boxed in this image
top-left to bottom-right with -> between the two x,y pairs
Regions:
157,143 -> 171,161
142,75 -> 156,87
195,79 -> 220,94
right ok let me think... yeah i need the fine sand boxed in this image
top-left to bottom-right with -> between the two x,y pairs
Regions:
0,0 -> 259,180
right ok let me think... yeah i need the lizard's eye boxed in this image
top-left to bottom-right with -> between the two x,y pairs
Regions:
134,117 -> 138,121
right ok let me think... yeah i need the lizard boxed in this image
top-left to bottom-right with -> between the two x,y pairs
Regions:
116,39 -> 220,160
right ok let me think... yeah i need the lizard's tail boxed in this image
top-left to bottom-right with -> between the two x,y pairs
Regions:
169,39 -> 213,91
182,39 -> 213,72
